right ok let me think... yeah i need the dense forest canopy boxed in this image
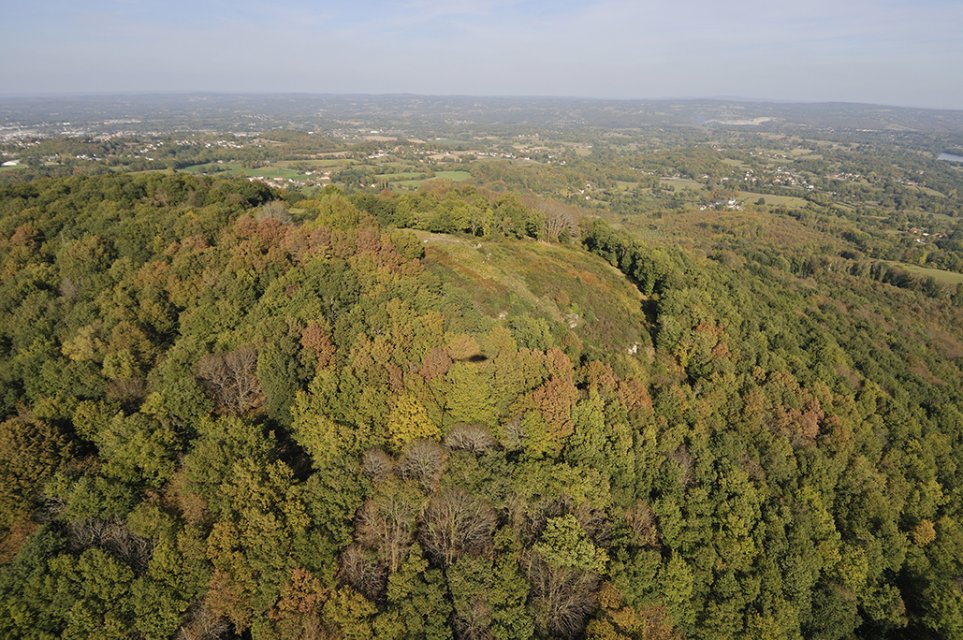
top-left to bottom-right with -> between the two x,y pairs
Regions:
0,170 -> 960,640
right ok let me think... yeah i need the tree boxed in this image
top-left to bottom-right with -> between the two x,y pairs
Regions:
269,568 -> 327,640
300,320 -> 336,371
382,544 -> 453,639
357,480 -> 425,573
537,202 -> 578,242
399,439 -> 448,493
47,548 -> 136,639
527,515 -> 608,637
447,529 -> 534,640
387,395 -> 440,451
339,543 -> 388,600
321,587 -> 377,640
660,554 -> 695,631
257,330 -> 311,426
95,412 -> 179,488
444,424 -> 497,454
445,363 -> 497,428
419,488 -> 496,566
0,416 -> 72,531
204,458 -> 309,632
196,346 -> 264,416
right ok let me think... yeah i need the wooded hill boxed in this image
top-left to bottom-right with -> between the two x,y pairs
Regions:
0,174 -> 960,639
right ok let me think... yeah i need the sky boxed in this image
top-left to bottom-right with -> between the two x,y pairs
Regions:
2,0 -> 962,109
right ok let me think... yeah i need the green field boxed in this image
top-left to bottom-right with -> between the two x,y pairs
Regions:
659,177 -> 704,191
274,159 -> 355,169
914,185 -> 946,198
886,261 -> 963,286
180,161 -> 236,174
739,191 -> 810,208
789,148 -> 823,160
433,170 -> 472,182
181,162 -> 304,180
377,172 -> 429,181
387,170 -> 472,189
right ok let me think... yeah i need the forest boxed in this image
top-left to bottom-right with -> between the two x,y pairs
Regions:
0,171 -> 961,640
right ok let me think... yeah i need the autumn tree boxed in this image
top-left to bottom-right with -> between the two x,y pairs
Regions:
357,480 -> 425,573
537,202 -> 578,242
419,488 -> 497,566
526,514 -> 608,637
387,394 -> 440,451
196,346 -> 264,415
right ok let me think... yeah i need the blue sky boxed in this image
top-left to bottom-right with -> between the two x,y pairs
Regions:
2,0 -> 962,108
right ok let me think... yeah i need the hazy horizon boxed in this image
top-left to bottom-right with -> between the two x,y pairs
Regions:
3,0 -> 963,110
0,91 -> 962,115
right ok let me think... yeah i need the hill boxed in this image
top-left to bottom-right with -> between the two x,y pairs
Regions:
416,230 -> 649,360
0,173 -> 960,640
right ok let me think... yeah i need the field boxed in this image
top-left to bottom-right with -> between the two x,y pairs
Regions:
659,177 -> 703,191
738,191 -> 810,208
180,159 -> 368,180
274,159 -> 356,169
789,148 -> 823,160
180,162 -> 304,180
389,170 -> 472,188
434,170 -> 472,182
886,261 -> 963,286
376,172 -> 427,181
655,178 -> 810,209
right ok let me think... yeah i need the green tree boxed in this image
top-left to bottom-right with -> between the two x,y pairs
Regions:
382,544 -> 453,639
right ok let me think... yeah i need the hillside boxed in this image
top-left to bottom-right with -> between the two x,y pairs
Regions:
0,173 -> 960,640
417,231 -> 650,360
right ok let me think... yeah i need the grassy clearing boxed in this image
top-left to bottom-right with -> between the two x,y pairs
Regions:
240,166 -> 304,180
433,170 -> 472,182
180,162 -> 244,176
430,138 -> 473,146
660,177 -> 704,191
739,191 -> 810,208
914,185 -> 946,198
387,170 -> 472,189
414,231 -> 647,355
180,162 -> 233,173
377,172 -> 429,181
789,148 -> 823,160
124,168 -> 170,175
885,261 -> 963,286
180,162 -> 304,180
643,208 -> 835,252
274,159 -> 355,169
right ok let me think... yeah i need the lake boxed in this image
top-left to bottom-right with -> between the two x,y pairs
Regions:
938,152 -> 963,163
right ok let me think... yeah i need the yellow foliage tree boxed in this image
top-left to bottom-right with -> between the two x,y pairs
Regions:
387,394 -> 440,451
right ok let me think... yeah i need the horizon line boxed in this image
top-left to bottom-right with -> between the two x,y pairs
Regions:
1,91 -> 961,114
